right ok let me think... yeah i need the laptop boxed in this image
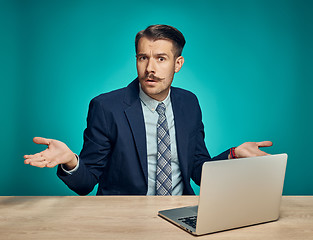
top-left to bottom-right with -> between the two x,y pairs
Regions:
158,153 -> 288,236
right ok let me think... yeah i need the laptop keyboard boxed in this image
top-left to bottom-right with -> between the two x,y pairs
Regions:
178,216 -> 197,229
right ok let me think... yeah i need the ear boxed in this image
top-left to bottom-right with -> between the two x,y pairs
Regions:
174,56 -> 184,73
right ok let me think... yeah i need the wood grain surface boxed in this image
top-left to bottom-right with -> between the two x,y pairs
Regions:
0,196 -> 312,239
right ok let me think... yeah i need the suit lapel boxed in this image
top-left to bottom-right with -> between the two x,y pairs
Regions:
123,79 -> 148,185
171,89 -> 189,183
122,80 -> 191,187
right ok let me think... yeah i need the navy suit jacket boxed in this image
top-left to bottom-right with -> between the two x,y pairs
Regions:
57,78 -> 230,195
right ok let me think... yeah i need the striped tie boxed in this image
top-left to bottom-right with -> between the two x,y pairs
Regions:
155,102 -> 172,195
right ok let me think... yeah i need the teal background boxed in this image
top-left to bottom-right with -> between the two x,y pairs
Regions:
1,0 -> 312,196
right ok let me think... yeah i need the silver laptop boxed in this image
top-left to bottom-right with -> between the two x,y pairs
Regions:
158,153 -> 288,236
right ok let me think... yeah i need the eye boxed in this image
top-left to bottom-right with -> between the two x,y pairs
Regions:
137,56 -> 147,61
158,57 -> 165,62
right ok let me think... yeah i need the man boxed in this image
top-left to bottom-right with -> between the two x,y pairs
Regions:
24,25 -> 272,195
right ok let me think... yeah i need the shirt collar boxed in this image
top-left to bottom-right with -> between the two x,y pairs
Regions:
139,84 -> 171,113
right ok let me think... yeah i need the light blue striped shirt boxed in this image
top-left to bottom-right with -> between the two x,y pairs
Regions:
139,86 -> 184,195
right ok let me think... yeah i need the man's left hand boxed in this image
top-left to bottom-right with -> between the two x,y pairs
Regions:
231,141 -> 273,159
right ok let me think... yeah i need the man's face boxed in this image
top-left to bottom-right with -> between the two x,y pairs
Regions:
136,37 -> 184,101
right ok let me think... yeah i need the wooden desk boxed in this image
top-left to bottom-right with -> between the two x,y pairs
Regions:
0,196 -> 312,239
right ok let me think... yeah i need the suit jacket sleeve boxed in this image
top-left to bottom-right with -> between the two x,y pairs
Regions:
190,95 -> 230,186
57,97 -> 112,195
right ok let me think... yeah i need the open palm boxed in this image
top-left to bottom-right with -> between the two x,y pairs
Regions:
24,137 -> 77,169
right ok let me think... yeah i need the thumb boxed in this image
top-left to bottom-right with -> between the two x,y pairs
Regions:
256,141 -> 273,148
33,137 -> 51,146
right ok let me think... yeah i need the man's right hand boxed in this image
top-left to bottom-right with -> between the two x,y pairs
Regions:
24,137 -> 78,170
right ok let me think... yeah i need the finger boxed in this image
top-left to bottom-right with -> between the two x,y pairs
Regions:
24,156 -> 46,164
255,149 -> 271,156
256,141 -> 273,148
24,152 -> 44,159
33,137 -> 52,146
29,160 -> 49,168
46,161 -> 59,168
24,150 -> 49,160
24,154 -> 48,164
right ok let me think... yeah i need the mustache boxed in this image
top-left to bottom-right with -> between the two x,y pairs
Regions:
145,73 -> 165,81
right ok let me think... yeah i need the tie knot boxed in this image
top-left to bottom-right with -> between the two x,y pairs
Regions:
156,102 -> 166,115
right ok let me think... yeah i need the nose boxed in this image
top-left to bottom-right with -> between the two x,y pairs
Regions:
146,59 -> 156,74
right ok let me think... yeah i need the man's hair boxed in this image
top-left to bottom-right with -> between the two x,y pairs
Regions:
135,24 -> 186,57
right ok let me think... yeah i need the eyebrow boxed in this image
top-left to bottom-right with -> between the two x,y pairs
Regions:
136,53 -> 146,58
155,53 -> 169,57
136,53 -> 169,58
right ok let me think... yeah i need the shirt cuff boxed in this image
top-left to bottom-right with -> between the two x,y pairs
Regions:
60,154 -> 79,174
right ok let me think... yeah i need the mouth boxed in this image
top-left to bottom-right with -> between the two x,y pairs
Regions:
144,73 -> 165,82
144,79 -> 158,87
141,74 -> 165,86
146,78 -> 157,82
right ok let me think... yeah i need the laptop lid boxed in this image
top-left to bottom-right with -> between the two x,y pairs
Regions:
158,153 -> 288,235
